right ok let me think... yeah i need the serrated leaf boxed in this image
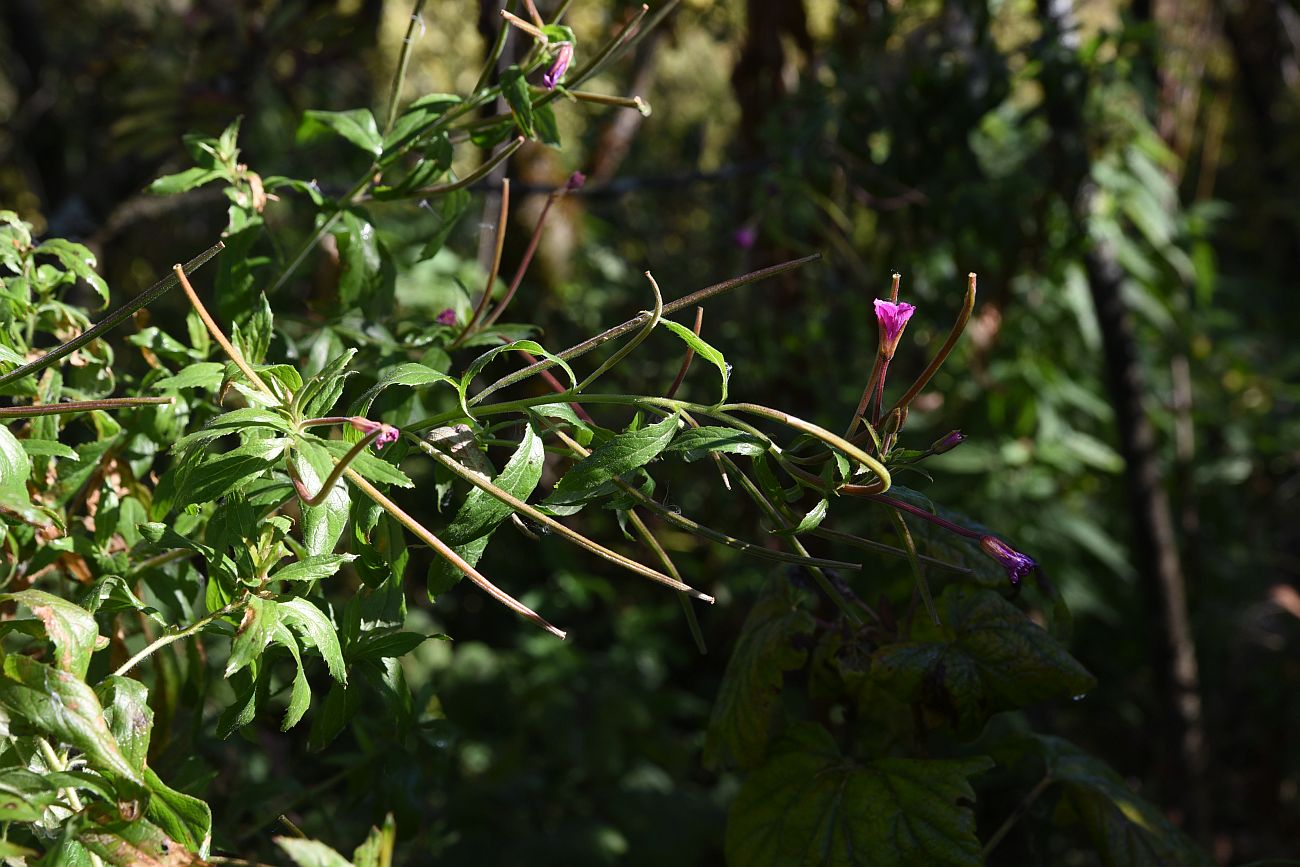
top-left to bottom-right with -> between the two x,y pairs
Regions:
871,585 -> 1095,733
273,553 -> 357,584
705,577 -> 814,770
0,655 -> 146,793
300,108 -> 383,155
175,442 -> 278,507
297,348 -> 358,418
152,362 -> 225,392
352,631 -> 430,661
544,413 -> 679,511
0,424 -> 34,507
1031,736 -> 1214,867
36,238 -> 110,307
726,723 -> 992,867
660,317 -> 730,403
144,767 -> 212,858
226,596 -> 280,678
19,439 -> 79,459
279,597 -> 347,684
441,422 -> 544,545
273,622 -> 312,730
349,362 -> 455,417
666,426 -> 765,461
0,589 -> 100,678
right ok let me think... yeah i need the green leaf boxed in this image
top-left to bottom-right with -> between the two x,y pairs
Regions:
95,676 -> 152,777
273,622 -> 312,730
459,340 -> 576,414
1032,736 -> 1214,867
726,723 -> 992,867
275,837 -> 355,867
350,362 -> 455,417
352,631 -> 431,661
175,442 -> 278,507
705,577 -> 814,770
543,413 -> 679,512
171,407 -> 294,452
871,586 -> 1096,733
300,108 -> 383,156
273,553 -> 357,584
293,440 -> 350,556
226,596 -> 280,678
534,103 -> 561,147
772,499 -> 828,536
152,362 -> 226,393
332,210 -> 392,308
148,166 -> 224,195
319,439 -> 413,488
279,597 -> 347,684
383,92 -> 461,153
666,426 -> 765,461
36,239 -> 110,307
296,348 -> 358,418
19,439 -> 79,459
441,422 -> 544,545
144,767 -> 211,859
352,814 -> 397,867
0,655 -> 146,792
500,65 -> 533,136
0,424 -> 34,511
418,188 -> 471,260
660,318 -> 730,403
231,292 -> 273,365
0,589 -> 100,678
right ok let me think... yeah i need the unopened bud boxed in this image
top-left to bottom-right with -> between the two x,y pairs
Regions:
930,430 -> 965,454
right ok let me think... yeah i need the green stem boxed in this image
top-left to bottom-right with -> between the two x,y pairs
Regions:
981,775 -> 1054,859
383,0 -> 429,137
885,272 -> 976,418
888,509 -> 939,627
469,254 -> 820,404
37,738 -> 84,813
114,601 -> 243,677
0,242 -> 224,388
452,177 -> 511,349
575,272 -> 663,392
0,397 -> 172,418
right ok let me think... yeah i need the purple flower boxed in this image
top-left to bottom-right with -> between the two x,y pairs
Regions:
930,430 -> 965,455
733,226 -> 757,249
979,536 -> 1037,586
349,417 -> 401,449
874,298 -> 916,359
566,171 -> 586,191
543,42 -> 573,90
436,308 -> 457,326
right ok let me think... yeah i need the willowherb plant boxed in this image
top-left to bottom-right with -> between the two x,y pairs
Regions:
0,2 -> 1214,865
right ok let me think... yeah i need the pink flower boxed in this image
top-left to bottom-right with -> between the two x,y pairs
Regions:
873,298 -> 916,359
349,417 -> 401,449
436,308 -> 457,326
733,226 -> 757,249
543,42 -> 573,90
979,536 -> 1037,586
566,171 -> 586,191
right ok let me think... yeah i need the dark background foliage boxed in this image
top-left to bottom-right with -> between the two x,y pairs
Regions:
2,0 -> 1298,864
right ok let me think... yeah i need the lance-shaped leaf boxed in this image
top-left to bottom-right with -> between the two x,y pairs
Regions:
77,803 -> 204,866
144,767 -> 212,859
349,361 -> 455,417
441,423 -> 544,546
659,317 -> 730,403
871,585 -> 1095,733
458,340 -> 575,417
299,108 -> 383,155
543,413 -> 679,514
95,676 -> 152,773
226,596 -> 280,678
666,426 -> 765,461
279,596 -> 347,684
295,348 -> 358,418
705,577 -> 814,771
726,723 -> 993,867
0,589 -> 101,679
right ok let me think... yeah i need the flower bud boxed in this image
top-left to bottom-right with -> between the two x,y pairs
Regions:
543,42 -> 573,90
979,536 -> 1037,586
349,417 -> 401,449
930,430 -> 965,454
435,308 -> 457,326
566,170 -> 586,191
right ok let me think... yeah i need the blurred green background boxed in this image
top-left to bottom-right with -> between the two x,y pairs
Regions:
3,0 -> 1298,863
